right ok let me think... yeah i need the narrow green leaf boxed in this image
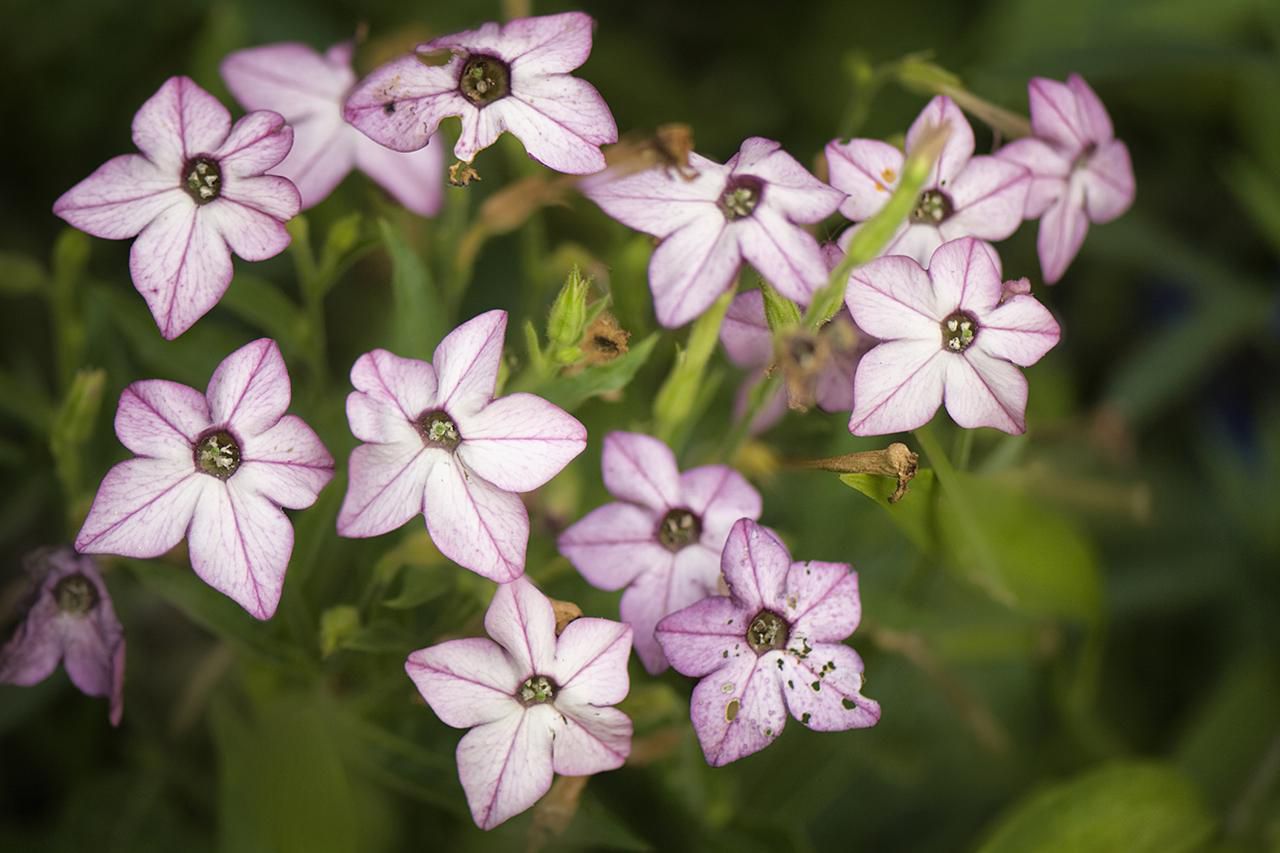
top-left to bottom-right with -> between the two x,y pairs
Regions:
0,251 -> 47,296
378,220 -> 445,360
220,274 -> 305,346
538,332 -> 659,410
654,289 -> 734,440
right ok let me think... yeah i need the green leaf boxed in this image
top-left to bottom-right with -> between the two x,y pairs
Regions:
49,367 -> 105,507
840,468 -> 937,551
0,250 -> 46,296
378,219 -> 445,360
538,332 -> 659,410
654,290 -> 733,441
976,762 -> 1215,853
220,274 -> 305,346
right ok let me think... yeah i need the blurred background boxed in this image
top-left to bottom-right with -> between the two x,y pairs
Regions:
1,0 -> 1278,851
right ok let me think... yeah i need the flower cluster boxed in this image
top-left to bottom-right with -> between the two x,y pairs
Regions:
21,4 -> 1138,835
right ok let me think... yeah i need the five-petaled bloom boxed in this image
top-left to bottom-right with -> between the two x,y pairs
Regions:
655,519 -> 879,766
221,42 -> 444,216
0,549 -> 126,726
997,74 -> 1135,284
344,12 -> 617,174
338,310 -> 586,582
406,576 -> 632,830
827,95 -> 1029,268
75,339 -> 334,619
845,237 -> 1060,436
558,432 -> 762,673
581,137 -> 845,327
53,76 -> 301,339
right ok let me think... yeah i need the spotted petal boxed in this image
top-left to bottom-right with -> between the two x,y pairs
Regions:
690,653 -> 786,767
779,643 -> 880,732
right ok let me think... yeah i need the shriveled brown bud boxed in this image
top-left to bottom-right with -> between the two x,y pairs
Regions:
579,312 -> 630,366
448,160 -> 482,187
550,598 -> 582,635
792,442 -> 919,503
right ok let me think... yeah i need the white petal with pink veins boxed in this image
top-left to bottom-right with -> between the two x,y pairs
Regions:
906,95 -> 974,187
690,653 -> 786,767
433,310 -> 505,417
552,618 -> 632,706
237,415 -> 334,509
600,431 -> 682,513
457,706 -> 554,830
75,458 -> 205,557
779,643 -> 880,732
337,441 -> 436,538
649,213 -> 739,328
206,338 -> 291,436
423,458 -> 527,582
348,349 -> 439,444
483,577 -> 557,678
114,379 -> 210,459
131,76 -> 231,173
455,393 -> 586,493
188,480 -> 293,620
128,202 -> 232,340
826,138 -> 905,221
52,154 -> 185,240
943,348 -> 1029,434
406,637 -> 523,728
848,338 -> 946,436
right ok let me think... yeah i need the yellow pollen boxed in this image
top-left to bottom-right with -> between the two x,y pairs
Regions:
881,167 -> 897,182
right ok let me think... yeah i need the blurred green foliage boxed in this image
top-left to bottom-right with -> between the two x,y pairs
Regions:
2,0 -> 1279,852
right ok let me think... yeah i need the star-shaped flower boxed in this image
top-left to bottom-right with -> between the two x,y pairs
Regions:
558,432 -> 762,673
582,137 -> 844,327
0,549 -> 126,726
53,76 -> 301,339
844,237 -> 1060,436
406,576 -> 632,830
74,339 -> 334,619
827,95 -> 1029,268
996,74 -> 1135,283
221,41 -> 444,215
338,310 -> 586,582
343,12 -> 616,174
655,519 -> 879,767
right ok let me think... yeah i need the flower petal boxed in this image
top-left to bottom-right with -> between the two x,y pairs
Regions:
941,156 -> 1029,243
977,296 -> 1061,367
580,154 -> 724,237
483,576 -> 556,678
61,585 -> 127,718
780,642 -> 880,732
132,76 -> 231,172
782,561 -> 861,643
434,310 -> 506,418
202,198 -> 292,262
53,154 -> 185,240
237,415 -> 334,509
691,654 -> 786,766
558,502 -> 671,592
601,431 -> 681,513
906,95 -> 974,187
129,202 -> 232,340
622,544 -> 722,674
424,458 -> 527,582
737,207 -> 831,304
455,393 -> 586,493
994,138 -> 1069,218
551,704 -> 632,776
114,379 -> 210,460
1068,74 -> 1115,144
720,518 -> 789,613
826,138 -> 904,221
845,254 -> 940,340
927,237 -> 1003,317
457,706 -> 554,830
678,464 -> 762,543
731,137 -> 844,223
650,213 -> 740,328
75,458 -> 205,557
453,102 -> 506,163
348,349 -> 439,443
353,131 -> 445,217
1028,77 -> 1088,155
503,72 -> 616,174
552,617 -> 632,705
219,174 -> 301,223
189,480 -> 293,619
0,596 -> 63,688
275,118 -> 356,210
206,338 -> 290,436
848,339 -> 946,436
214,110 -> 294,178
221,43 -> 351,119
944,349 -> 1029,434
1081,139 -> 1134,224
336,441 -> 435,538
343,53 -> 468,153
1037,184 -> 1090,284
501,11 -> 596,74
720,290 -> 772,368
654,595 -> 754,678
405,637 -> 522,728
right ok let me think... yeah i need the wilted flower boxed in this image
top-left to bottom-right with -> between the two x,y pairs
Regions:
655,519 -> 879,766
406,577 -> 632,830
221,41 -> 444,215
53,76 -> 300,339
845,237 -> 1060,436
0,549 -> 125,725
344,12 -> 617,174
997,74 -> 1135,283
338,310 -> 586,582
75,339 -> 334,619
827,95 -> 1029,268
558,432 -> 762,673
581,137 -> 844,327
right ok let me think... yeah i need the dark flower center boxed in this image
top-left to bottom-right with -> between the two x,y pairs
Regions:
910,188 -> 953,225
746,610 -> 789,654
194,429 -> 241,479
415,410 -> 461,451
1072,141 -> 1098,173
53,573 -> 99,615
459,55 -> 511,107
940,310 -> 978,352
517,675 -> 556,705
657,508 -> 702,552
718,175 -> 764,221
183,157 -> 222,204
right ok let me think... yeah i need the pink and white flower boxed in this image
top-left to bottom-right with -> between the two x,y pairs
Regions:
221,41 -> 444,215
583,137 -> 844,327
997,74 -> 1135,284
558,432 -> 762,674
344,12 -> 616,174
53,77 -> 301,340
844,237 -> 1060,436
655,519 -> 879,767
74,339 -> 334,619
406,576 -> 632,830
827,96 -> 1029,268
0,549 -> 126,726
338,310 -> 586,582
